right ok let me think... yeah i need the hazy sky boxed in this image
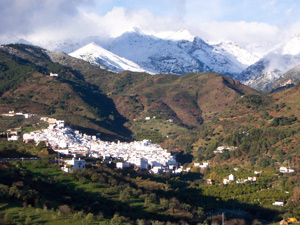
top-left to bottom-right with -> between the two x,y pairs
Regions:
1,0 -> 300,47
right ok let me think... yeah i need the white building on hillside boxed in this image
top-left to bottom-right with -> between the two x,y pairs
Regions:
62,158 -> 86,173
223,179 -> 229,184
8,135 -> 20,141
50,72 -> 58,77
200,162 -> 209,169
280,167 -> 294,173
223,174 -> 235,184
116,162 -> 130,169
273,201 -> 285,206
151,166 -> 164,174
128,158 -> 148,169
229,174 -> 235,181
248,177 -> 257,182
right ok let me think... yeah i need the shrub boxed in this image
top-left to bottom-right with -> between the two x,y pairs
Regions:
24,216 -> 32,225
58,204 -> 71,214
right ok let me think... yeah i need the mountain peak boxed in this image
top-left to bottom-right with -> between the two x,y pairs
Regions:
118,27 -> 147,37
17,39 -> 32,45
154,29 -> 195,42
75,42 -> 106,52
69,42 -> 152,74
167,29 -> 195,42
132,27 -> 143,34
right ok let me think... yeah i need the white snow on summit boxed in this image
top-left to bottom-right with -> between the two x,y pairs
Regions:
213,41 -> 260,66
69,42 -> 152,73
281,34 -> 300,56
102,30 -> 260,76
154,29 -> 195,42
241,34 -> 300,92
105,30 -> 207,75
10,27 -> 300,93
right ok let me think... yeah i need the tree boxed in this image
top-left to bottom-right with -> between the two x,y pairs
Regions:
197,207 -> 205,220
119,187 -> 131,203
18,211 -> 25,220
169,197 -> 179,214
56,211 -> 62,218
259,158 -> 270,168
58,204 -> 71,214
181,203 -> 192,212
79,177 -> 86,184
151,221 -> 164,225
37,141 -> 47,151
0,184 -> 9,199
85,213 -> 94,225
24,216 -> 32,225
292,186 -> 300,206
160,198 -> 169,210
4,212 -> 13,224
196,147 -> 205,161
144,196 -> 151,207
91,174 -> 98,182
110,213 -> 126,224
137,219 -> 146,225
149,193 -> 156,203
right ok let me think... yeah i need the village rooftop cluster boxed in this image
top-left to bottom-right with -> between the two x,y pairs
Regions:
3,111 -> 294,178
22,117 -> 181,174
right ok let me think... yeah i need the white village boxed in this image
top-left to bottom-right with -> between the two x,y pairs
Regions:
3,111 -> 294,183
22,116 -> 181,174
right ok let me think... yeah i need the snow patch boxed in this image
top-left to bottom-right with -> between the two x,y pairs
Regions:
69,42 -> 153,74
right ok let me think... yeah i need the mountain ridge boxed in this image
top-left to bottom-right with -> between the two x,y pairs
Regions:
0,44 -> 258,151
4,29 -> 300,93
241,34 -> 300,92
65,30 -> 260,80
69,42 -> 151,73
3,30 -> 300,95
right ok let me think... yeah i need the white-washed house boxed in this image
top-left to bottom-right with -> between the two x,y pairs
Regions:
62,158 -> 86,173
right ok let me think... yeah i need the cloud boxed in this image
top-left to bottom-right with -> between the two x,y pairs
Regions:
175,0 -> 186,24
0,0 -> 94,34
1,0 -> 300,51
189,21 -> 280,46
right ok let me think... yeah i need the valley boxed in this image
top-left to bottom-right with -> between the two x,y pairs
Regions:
0,44 -> 300,224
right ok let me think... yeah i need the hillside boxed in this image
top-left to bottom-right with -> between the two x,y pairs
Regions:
270,64 -> 300,92
192,84 -> 300,169
2,44 -> 300,224
0,44 -> 258,150
241,34 -> 300,93
46,46 -> 258,150
2,43 -> 300,156
0,147 -> 284,225
0,44 -> 131,141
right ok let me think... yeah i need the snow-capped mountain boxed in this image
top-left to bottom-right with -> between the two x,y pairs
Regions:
7,27 -> 300,93
69,42 -> 151,73
212,41 -> 259,67
154,29 -> 195,42
92,29 -> 258,77
1,28 -> 263,82
241,34 -> 300,92
244,41 -> 274,59
186,37 -> 259,77
271,64 -> 300,91
103,30 -> 209,75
